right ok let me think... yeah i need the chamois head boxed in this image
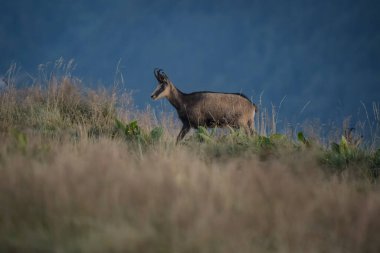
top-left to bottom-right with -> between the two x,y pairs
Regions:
151,68 -> 171,100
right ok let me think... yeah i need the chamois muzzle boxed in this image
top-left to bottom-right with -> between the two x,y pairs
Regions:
151,84 -> 164,100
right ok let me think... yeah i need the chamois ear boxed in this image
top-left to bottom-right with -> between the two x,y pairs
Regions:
160,71 -> 168,81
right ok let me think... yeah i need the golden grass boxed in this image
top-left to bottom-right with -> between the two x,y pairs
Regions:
0,137 -> 379,252
0,69 -> 379,252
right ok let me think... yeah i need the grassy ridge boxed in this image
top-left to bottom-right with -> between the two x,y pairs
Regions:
0,74 -> 380,252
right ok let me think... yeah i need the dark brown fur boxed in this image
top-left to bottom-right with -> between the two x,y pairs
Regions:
151,69 -> 257,143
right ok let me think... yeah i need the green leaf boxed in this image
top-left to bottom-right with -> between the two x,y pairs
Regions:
125,120 -> 141,136
198,132 -> 213,142
297,131 -> 310,147
11,129 -> 28,151
115,118 -> 126,131
227,125 -> 236,135
149,127 -> 163,142
270,133 -> 286,141
340,136 -> 349,154
297,132 -> 306,143
197,126 -> 208,134
331,142 -> 340,153
373,149 -> 380,167
196,126 -> 214,142
258,136 -> 271,146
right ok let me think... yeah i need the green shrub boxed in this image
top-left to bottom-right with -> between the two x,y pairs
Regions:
114,119 -> 163,145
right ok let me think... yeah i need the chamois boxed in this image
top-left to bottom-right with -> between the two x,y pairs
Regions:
151,69 -> 257,143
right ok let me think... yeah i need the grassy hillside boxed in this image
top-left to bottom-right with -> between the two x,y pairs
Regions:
0,73 -> 380,252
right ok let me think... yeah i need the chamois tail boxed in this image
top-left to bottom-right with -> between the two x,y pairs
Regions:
253,103 -> 258,113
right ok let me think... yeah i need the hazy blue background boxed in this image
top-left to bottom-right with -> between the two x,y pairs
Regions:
1,0 -> 379,125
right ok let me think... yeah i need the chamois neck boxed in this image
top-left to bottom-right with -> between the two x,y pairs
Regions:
167,84 -> 185,111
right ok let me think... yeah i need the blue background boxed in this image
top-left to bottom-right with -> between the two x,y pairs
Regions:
1,0 -> 379,125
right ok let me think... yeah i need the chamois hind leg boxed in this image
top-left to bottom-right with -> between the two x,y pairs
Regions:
247,119 -> 255,136
176,124 -> 190,144
242,125 -> 251,136
238,119 -> 252,136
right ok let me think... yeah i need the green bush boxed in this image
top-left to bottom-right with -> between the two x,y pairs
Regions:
114,119 -> 163,145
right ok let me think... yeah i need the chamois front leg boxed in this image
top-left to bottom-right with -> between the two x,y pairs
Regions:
176,124 -> 190,144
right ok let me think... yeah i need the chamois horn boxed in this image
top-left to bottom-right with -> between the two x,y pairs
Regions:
154,68 -> 168,82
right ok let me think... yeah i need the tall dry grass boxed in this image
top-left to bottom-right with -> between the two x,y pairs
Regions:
1,137 -> 380,253
0,64 -> 380,252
